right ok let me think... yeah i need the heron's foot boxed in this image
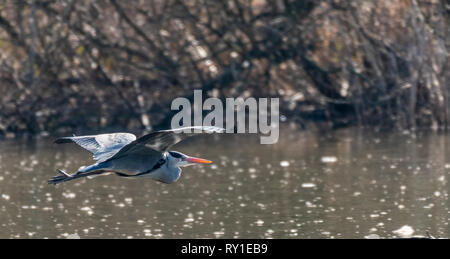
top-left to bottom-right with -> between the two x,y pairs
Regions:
48,169 -> 75,185
48,169 -> 107,185
57,169 -> 73,177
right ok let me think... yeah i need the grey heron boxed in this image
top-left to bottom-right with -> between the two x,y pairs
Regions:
48,126 -> 224,185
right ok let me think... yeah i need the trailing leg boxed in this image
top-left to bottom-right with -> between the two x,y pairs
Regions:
48,169 -> 106,185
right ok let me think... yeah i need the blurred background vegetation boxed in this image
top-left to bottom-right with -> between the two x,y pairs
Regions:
0,0 -> 448,137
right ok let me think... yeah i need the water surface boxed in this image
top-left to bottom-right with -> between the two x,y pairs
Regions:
0,127 -> 449,238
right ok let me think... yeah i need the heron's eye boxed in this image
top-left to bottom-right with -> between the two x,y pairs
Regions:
169,151 -> 182,158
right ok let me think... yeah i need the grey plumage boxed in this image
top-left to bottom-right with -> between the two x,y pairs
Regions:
49,126 -> 224,185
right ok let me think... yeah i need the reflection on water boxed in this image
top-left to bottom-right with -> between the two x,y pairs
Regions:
0,127 -> 449,238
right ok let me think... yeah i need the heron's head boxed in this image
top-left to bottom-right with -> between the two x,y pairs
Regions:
168,151 -> 212,167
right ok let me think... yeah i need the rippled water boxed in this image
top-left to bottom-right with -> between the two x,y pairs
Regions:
0,127 -> 449,238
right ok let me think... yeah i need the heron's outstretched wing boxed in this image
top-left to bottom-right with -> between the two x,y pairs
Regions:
54,133 -> 137,162
105,126 -> 224,162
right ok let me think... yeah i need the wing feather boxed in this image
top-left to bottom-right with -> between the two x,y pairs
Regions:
55,133 -> 137,162
105,126 -> 224,162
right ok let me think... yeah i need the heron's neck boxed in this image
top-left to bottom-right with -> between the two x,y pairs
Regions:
160,166 -> 181,184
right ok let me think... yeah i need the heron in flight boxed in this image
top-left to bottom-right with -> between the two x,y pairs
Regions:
48,126 -> 224,185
